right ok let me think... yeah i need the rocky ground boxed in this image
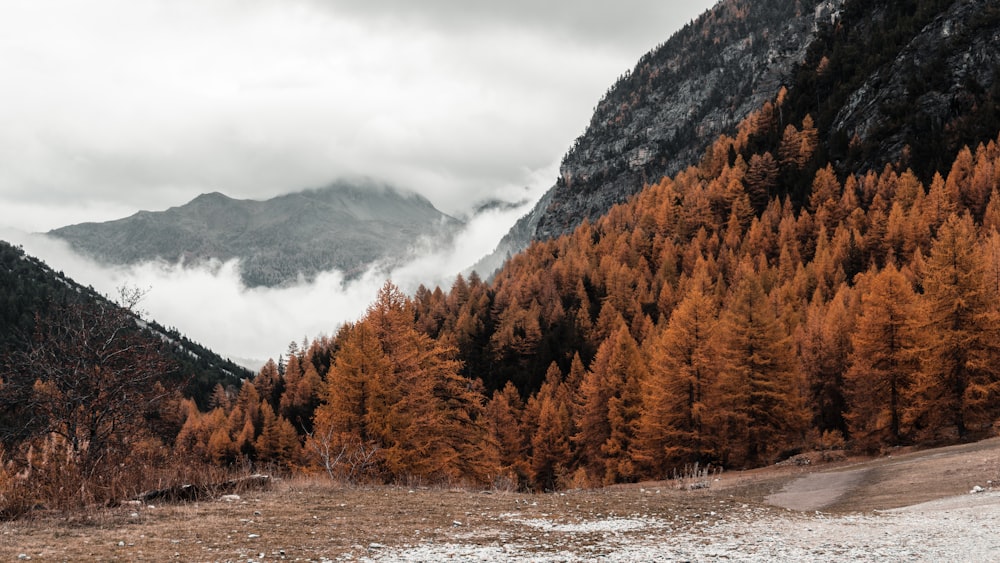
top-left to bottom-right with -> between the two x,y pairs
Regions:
2,438 -> 998,561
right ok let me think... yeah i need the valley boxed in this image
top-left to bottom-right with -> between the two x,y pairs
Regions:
4,1 -> 1000,554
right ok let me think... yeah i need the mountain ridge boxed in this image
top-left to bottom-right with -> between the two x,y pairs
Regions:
49,181 -> 462,288
477,0 -> 844,275
482,0 -> 1000,277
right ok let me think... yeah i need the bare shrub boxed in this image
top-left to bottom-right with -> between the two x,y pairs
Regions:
668,462 -> 723,490
304,429 -> 382,485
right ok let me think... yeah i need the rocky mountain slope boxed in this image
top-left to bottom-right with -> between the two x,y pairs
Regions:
483,0 -> 1000,275
49,182 -> 462,287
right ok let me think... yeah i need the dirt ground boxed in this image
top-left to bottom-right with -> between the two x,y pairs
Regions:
1,437 -> 998,561
761,437 -> 1000,512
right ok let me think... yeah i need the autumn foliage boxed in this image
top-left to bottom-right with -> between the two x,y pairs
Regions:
159,111 -> 1000,491
7,98 -> 1000,502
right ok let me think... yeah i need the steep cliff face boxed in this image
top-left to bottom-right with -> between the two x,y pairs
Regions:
485,0 -> 1000,276
827,0 -> 1000,176
482,0 -> 842,273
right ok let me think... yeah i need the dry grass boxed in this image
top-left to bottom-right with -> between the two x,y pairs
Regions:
0,478 -> 738,561
2,437 -> 999,560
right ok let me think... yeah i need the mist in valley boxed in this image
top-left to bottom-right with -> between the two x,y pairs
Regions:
3,189 -> 539,368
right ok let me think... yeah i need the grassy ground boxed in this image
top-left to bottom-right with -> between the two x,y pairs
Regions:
2,437 -> 998,561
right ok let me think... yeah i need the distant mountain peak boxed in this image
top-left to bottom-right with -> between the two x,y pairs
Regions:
49,182 -> 462,288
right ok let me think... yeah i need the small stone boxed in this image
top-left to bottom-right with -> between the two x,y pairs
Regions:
117,541 -> 125,547
452,520 -> 463,527
219,494 -> 241,502
369,543 -> 385,549
248,533 -> 261,539
971,485 -> 985,494
17,555 -> 29,560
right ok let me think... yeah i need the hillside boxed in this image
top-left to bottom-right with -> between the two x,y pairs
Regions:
125,0 -> 1000,493
484,0 -> 1000,274
0,240 -> 251,405
49,181 -> 462,288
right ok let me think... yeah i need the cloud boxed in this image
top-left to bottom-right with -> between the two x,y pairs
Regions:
3,188 -> 543,368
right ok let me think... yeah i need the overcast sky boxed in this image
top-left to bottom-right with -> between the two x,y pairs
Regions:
0,0 -> 715,230
1,0 -> 717,363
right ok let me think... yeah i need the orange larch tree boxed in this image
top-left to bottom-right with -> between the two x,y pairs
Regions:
845,265 -> 918,448
636,268 -> 720,476
911,214 -> 1000,439
712,264 -> 807,467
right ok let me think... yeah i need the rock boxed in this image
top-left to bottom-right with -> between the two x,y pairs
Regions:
486,0 -> 845,268
971,485 -> 985,494
134,474 -> 270,503
219,494 -> 241,502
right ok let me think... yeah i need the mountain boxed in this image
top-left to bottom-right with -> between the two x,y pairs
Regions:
0,240 -> 252,407
49,181 -> 462,288
482,0 -> 1000,275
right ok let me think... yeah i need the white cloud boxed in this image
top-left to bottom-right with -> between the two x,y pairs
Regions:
3,185 -> 545,367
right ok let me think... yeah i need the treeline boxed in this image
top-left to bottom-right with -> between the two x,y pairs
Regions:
171,110 -> 1000,490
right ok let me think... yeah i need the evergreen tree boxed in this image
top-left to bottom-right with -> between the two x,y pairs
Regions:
913,214 -> 1000,438
845,266 -> 918,448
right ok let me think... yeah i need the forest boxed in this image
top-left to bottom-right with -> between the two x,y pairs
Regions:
4,99 -> 1000,513
130,98 -> 1000,492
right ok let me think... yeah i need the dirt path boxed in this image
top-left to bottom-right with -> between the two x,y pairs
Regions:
765,468 -> 869,510
764,437 -> 1000,512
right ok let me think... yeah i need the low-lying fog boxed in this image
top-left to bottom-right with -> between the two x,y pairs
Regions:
4,193 -> 538,370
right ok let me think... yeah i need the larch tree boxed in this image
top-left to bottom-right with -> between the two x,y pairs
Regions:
636,275 -> 720,476
845,265 -> 918,448
309,320 -> 391,481
484,381 -> 530,486
712,266 -> 807,467
913,214 -> 1000,438
361,281 -> 496,485
573,326 -> 647,485
527,366 -> 573,491
798,287 -> 854,441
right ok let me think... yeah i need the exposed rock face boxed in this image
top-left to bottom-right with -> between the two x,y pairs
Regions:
830,0 -> 1000,170
483,0 -> 844,273
485,0 -> 1000,276
49,182 -> 461,287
